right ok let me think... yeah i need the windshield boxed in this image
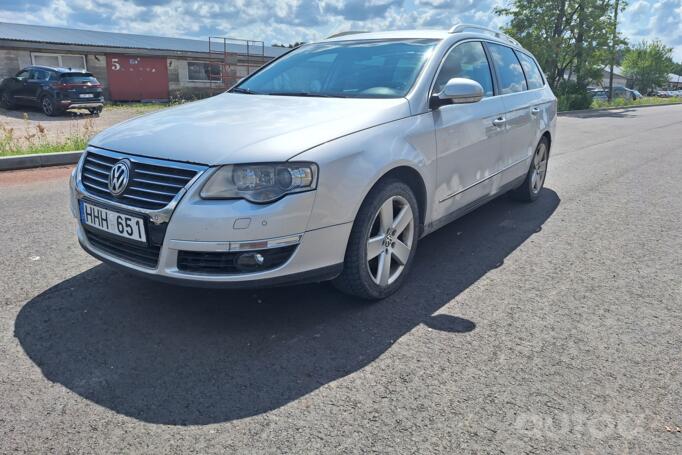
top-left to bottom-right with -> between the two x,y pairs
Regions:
60,73 -> 98,84
234,39 -> 438,98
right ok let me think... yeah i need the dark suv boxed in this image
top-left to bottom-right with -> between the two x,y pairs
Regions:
0,66 -> 104,116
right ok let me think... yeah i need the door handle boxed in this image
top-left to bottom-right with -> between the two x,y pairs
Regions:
492,117 -> 506,127
530,107 -> 540,116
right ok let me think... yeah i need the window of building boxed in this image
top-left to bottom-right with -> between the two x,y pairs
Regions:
515,51 -> 544,90
187,62 -> 222,81
32,53 -> 87,70
433,41 -> 494,97
487,43 -> 527,95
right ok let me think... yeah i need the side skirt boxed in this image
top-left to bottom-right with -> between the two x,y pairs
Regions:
422,174 -> 526,237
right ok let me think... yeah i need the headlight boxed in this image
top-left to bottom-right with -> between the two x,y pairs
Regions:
200,162 -> 318,203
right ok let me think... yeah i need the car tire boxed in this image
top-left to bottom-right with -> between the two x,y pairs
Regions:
40,95 -> 58,116
333,179 -> 420,300
511,137 -> 550,202
88,107 -> 102,115
0,91 -> 15,109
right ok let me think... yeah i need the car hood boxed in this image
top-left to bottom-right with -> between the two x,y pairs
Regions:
90,93 -> 411,165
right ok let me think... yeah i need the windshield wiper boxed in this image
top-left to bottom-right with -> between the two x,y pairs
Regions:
230,87 -> 259,94
267,92 -> 347,98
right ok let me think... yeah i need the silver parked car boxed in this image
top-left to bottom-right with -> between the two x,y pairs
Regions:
70,25 -> 556,299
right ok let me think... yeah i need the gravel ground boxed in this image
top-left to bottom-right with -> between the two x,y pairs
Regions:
0,105 -> 680,454
0,104 -> 164,148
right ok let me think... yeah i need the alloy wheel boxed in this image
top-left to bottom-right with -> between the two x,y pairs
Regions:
366,195 -> 414,286
42,97 -> 53,115
530,142 -> 548,194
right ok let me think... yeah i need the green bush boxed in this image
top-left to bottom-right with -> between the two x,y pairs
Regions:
555,80 -> 593,111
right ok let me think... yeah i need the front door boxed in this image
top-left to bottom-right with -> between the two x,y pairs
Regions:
431,41 -> 506,222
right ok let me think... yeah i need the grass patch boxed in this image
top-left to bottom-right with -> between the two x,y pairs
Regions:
0,113 -> 95,157
591,96 -> 682,110
106,102 -> 170,112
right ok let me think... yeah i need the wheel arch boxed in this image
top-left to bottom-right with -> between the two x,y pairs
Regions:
540,130 -> 552,155
363,165 -> 428,232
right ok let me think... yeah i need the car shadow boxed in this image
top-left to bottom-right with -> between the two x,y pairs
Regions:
15,189 -> 560,425
560,108 -> 637,119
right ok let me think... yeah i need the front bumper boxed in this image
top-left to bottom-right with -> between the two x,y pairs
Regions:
70,149 -> 350,287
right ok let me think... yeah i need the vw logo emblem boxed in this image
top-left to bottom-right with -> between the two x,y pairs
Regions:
108,159 -> 131,196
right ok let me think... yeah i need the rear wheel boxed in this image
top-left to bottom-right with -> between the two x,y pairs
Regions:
511,137 -> 549,202
333,180 -> 419,300
0,91 -> 15,109
41,95 -> 58,116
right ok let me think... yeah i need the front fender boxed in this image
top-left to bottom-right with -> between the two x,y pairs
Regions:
296,113 -> 437,233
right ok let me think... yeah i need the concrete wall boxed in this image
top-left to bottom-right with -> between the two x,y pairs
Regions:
167,57 -> 259,100
85,54 -> 108,98
0,49 -> 31,80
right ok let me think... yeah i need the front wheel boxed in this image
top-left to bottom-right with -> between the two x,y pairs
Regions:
333,180 -> 419,300
0,91 -> 15,109
88,107 -> 102,115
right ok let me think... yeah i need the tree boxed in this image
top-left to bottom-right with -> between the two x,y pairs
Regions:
495,0 -> 626,89
622,40 -> 674,93
671,61 -> 682,76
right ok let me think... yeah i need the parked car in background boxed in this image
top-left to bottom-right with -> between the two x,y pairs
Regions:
70,26 -> 556,300
589,89 -> 608,101
590,86 -> 640,101
629,89 -> 643,100
0,66 -> 104,116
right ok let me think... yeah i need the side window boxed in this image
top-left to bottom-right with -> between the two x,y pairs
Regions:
30,70 -> 50,81
433,41 -> 494,97
487,43 -> 527,95
515,51 -> 544,90
15,70 -> 30,80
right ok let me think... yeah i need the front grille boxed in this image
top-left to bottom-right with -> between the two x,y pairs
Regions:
85,228 -> 161,268
81,150 -> 199,210
177,246 -> 297,275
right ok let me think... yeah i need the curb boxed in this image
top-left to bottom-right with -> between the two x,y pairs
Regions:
558,101 -> 682,116
0,150 -> 82,172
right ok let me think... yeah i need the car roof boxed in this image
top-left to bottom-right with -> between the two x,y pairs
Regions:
25,65 -> 90,73
324,29 -> 449,41
321,28 -> 528,53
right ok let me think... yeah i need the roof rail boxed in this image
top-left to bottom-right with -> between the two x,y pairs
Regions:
326,31 -> 369,39
449,24 -> 521,47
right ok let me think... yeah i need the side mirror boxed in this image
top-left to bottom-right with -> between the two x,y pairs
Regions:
430,78 -> 484,109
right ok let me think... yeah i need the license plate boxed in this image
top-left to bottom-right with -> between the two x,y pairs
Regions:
79,93 -> 94,98
80,202 -> 146,242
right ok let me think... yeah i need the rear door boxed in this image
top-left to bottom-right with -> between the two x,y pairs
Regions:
431,40 -> 506,222
486,42 -> 536,169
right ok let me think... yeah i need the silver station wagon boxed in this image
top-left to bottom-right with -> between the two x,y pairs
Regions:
70,25 -> 556,300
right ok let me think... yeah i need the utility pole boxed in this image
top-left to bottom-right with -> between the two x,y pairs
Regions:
608,0 -> 620,101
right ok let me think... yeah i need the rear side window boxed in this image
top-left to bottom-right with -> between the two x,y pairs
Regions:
487,43 -> 527,94
515,51 -> 544,90
60,73 -> 98,84
433,41 -> 494,97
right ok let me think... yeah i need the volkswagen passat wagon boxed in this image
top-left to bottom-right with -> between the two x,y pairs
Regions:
70,26 -> 556,300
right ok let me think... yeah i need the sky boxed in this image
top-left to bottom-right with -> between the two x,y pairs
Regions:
0,0 -> 680,61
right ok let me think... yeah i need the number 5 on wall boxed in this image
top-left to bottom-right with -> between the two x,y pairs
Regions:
111,58 -> 120,71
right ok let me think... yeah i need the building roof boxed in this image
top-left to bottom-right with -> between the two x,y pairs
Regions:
669,73 -> 682,82
0,22 -> 287,58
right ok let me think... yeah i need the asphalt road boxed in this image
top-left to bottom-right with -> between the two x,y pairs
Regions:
1,105 -> 680,454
